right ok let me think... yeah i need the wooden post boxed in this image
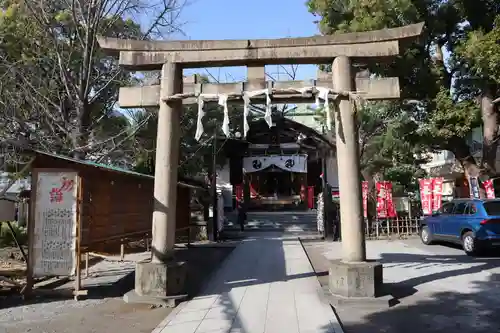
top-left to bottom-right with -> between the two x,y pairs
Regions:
74,175 -> 83,301
120,240 -> 125,261
403,216 -> 408,237
24,169 -> 38,297
85,253 -> 89,278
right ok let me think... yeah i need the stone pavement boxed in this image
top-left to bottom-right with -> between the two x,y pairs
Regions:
302,238 -> 500,333
152,233 -> 343,333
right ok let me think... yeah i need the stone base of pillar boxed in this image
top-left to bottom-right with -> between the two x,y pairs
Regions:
326,259 -> 393,307
123,260 -> 188,307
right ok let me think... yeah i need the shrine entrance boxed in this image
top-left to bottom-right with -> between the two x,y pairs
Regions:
98,22 -> 424,300
232,116 -> 329,211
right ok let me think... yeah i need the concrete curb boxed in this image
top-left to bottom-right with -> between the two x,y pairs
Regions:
149,241 -> 243,333
298,237 -> 346,333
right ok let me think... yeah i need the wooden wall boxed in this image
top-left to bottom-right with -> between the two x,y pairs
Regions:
32,154 -> 191,251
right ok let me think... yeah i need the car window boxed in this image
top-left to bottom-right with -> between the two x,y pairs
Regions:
466,203 -> 477,215
453,202 -> 468,214
441,202 -> 455,214
483,201 -> 500,216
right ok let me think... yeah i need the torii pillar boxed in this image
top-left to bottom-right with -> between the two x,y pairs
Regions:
132,62 -> 187,302
328,56 -> 383,300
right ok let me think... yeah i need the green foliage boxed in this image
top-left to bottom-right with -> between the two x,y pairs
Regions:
426,88 -> 480,142
307,0 -> 499,176
0,221 -> 27,248
457,16 -> 500,84
359,102 -> 428,192
314,101 -> 427,193
132,102 -> 246,177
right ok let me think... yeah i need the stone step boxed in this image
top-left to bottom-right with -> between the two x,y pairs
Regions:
223,211 -> 319,232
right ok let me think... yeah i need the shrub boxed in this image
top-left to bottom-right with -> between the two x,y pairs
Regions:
0,221 -> 28,248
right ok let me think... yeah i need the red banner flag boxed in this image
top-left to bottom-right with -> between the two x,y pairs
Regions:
376,182 -> 388,219
362,181 -> 369,218
484,179 -> 495,199
235,184 -> 243,203
385,181 -> 397,218
431,177 -> 444,212
419,179 -> 433,215
307,186 -> 315,209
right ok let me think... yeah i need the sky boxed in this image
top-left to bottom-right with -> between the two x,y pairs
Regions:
174,0 -> 320,82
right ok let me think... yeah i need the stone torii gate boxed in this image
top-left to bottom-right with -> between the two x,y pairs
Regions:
98,22 -> 424,302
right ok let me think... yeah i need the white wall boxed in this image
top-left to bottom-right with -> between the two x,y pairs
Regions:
216,159 -> 233,208
421,150 -> 456,170
0,200 -> 16,221
0,172 -> 30,194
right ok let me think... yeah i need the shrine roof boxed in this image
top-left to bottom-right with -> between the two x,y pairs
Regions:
247,116 -> 334,149
28,150 -> 208,190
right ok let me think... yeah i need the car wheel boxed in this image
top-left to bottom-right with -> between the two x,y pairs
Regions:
420,225 -> 434,245
462,231 -> 478,256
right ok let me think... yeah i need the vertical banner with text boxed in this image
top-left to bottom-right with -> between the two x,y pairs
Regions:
484,179 -> 495,199
362,181 -> 369,218
431,177 -> 444,212
376,182 -> 387,219
419,179 -> 433,215
235,184 -> 243,203
469,176 -> 480,199
384,181 -> 397,218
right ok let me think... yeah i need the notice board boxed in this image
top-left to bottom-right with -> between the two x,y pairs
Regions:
31,171 -> 79,277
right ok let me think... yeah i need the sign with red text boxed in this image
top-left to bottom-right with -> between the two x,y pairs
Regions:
419,178 -> 433,215
384,181 -> 397,218
431,177 -> 444,212
484,179 -> 495,199
362,181 -> 369,218
376,182 -> 388,219
32,171 -> 79,277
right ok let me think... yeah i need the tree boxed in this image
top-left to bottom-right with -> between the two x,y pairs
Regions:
307,0 -> 500,179
0,0 -> 185,166
314,100 -> 428,195
359,102 -> 428,194
456,15 -> 500,174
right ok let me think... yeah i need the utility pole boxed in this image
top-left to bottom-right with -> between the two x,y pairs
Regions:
211,132 -> 219,242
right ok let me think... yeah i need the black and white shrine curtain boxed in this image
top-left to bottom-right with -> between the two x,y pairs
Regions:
242,155 -> 308,173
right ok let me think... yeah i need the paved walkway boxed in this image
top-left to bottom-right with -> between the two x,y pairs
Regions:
303,239 -> 500,333
152,234 -> 342,333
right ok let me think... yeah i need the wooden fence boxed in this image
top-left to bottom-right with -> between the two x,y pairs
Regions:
365,217 -> 421,240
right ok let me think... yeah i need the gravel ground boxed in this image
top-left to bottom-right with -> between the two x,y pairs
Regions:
2,298 -> 170,333
0,244 -> 236,333
302,238 -> 500,333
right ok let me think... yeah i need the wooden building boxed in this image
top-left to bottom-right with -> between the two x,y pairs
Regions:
28,150 -> 208,252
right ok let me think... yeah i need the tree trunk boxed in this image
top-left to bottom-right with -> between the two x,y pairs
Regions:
449,137 -> 480,178
481,83 -> 499,175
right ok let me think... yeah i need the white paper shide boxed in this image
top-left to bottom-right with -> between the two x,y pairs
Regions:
33,172 -> 78,277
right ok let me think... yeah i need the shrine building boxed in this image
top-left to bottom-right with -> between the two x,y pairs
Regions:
217,113 -> 339,211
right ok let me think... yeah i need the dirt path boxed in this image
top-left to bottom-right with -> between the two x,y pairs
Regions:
0,244 -> 236,333
3,298 -> 170,333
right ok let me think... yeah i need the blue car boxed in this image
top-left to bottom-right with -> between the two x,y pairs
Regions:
419,199 -> 500,255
